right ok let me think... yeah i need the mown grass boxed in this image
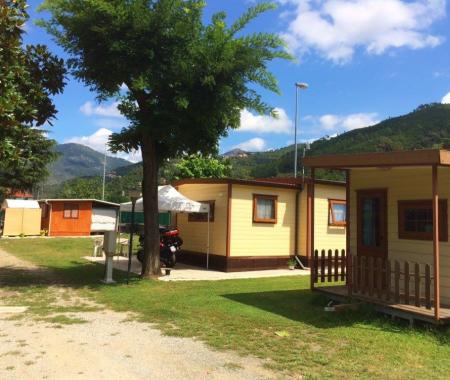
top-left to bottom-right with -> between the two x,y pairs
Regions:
1,238 -> 449,379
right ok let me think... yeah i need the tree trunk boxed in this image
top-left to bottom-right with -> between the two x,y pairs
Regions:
140,134 -> 161,278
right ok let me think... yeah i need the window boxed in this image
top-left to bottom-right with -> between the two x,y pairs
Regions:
329,199 -> 346,226
253,194 -> 277,224
398,200 -> 448,241
63,203 -> 79,219
188,201 -> 215,222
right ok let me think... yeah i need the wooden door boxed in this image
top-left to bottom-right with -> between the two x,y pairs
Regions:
357,189 -> 388,259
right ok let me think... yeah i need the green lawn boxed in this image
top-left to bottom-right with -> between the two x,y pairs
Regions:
0,238 -> 449,379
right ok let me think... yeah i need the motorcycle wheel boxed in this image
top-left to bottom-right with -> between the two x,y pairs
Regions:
136,249 -> 144,263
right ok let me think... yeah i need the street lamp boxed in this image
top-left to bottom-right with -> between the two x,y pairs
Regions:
294,82 -> 308,178
127,188 -> 141,285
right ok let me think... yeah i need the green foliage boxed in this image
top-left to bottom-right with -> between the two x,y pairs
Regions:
39,0 -> 290,159
0,0 -> 65,196
173,154 -> 231,180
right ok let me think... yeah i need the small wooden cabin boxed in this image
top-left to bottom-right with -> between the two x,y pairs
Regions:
39,199 -> 119,237
173,177 -> 346,272
305,149 -> 450,325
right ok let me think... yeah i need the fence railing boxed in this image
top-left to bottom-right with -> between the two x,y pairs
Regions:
312,250 -> 434,310
350,255 -> 433,309
312,249 -> 347,284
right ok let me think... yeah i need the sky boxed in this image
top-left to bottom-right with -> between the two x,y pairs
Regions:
24,0 -> 450,162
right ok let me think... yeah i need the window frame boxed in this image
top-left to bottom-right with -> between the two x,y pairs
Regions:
188,200 -> 215,223
328,199 -> 347,227
252,194 -> 278,224
63,203 -> 79,219
398,199 -> 448,242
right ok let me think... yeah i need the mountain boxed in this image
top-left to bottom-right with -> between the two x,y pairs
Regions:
46,143 -> 132,184
228,103 -> 450,179
222,148 -> 250,158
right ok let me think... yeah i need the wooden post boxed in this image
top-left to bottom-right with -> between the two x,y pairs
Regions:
309,169 -> 315,290
432,164 -> 440,321
346,169 -> 351,295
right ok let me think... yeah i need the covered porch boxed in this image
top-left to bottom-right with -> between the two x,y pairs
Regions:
304,149 -> 450,325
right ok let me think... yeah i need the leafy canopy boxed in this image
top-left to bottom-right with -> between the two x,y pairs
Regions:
174,154 -> 231,180
39,0 -> 290,160
0,0 -> 65,195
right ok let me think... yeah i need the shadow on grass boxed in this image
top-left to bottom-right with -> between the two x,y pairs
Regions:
0,260 -> 139,290
222,289 -> 432,333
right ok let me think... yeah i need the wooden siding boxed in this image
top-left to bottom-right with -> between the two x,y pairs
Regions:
230,185 -> 296,257
47,201 -> 92,236
299,183 -> 346,258
350,166 -> 450,305
176,184 -> 228,256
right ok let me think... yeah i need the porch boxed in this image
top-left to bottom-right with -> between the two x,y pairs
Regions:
303,149 -> 450,325
311,249 -> 450,325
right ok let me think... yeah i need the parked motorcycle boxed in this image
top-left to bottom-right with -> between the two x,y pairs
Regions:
136,226 -> 183,268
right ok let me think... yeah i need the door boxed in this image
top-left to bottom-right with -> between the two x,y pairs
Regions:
357,189 -> 388,258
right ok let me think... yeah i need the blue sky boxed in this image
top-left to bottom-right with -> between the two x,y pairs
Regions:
24,0 -> 450,161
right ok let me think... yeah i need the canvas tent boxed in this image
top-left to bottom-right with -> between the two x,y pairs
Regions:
1,199 -> 41,236
120,185 -> 212,267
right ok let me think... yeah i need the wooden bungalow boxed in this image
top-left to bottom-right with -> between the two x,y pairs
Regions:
39,199 -> 119,237
173,177 -> 346,272
304,149 -> 450,325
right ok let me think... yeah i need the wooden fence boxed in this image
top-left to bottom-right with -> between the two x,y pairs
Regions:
312,249 -> 347,284
312,250 -> 434,310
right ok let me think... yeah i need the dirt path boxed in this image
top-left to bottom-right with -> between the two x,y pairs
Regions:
0,249 -> 279,380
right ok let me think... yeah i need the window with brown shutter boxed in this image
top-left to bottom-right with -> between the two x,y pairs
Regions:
398,200 -> 447,241
63,203 -> 79,219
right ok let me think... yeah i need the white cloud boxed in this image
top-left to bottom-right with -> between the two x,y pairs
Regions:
280,0 -> 446,63
239,107 -> 292,134
442,92 -> 450,104
80,101 -> 123,118
234,137 -> 267,152
309,112 -> 380,131
66,128 -> 140,162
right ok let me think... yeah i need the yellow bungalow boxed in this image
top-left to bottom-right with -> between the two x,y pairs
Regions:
172,177 -> 346,272
305,149 -> 450,325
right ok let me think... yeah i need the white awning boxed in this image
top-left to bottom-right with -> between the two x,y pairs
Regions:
120,185 -> 210,213
2,199 -> 40,209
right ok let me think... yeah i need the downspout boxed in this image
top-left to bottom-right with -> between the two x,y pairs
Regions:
294,184 -> 306,270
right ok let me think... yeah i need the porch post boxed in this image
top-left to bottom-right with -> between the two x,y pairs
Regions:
309,168 -> 315,290
432,165 -> 440,321
346,169 -> 352,296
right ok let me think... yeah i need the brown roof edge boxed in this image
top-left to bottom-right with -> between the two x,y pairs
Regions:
172,177 -> 346,189
303,149 -> 450,169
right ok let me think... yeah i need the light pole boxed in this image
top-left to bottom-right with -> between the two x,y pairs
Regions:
294,82 -> 308,178
127,189 -> 141,284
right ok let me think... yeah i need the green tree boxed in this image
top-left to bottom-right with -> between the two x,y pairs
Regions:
173,154 -> 231,180
0,0 -> 65,197
40,0 -> 290,277
60,177 -> 103,199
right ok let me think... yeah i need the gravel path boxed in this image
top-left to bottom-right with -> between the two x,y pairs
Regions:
0,249 -> 278,380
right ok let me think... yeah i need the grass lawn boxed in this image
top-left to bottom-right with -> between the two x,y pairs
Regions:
0,238 -> 449,379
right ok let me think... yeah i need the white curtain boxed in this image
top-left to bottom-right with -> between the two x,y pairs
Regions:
256,198 -> 274,219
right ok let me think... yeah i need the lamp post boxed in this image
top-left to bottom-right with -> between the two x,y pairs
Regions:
294,82 -> 308,178
127,189 -> 141,284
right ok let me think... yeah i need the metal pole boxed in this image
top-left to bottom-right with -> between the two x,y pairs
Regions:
294,85 -> 299,178
206,210 -> 210,270
102,145 -> 107,200
127,200 -> 136,284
